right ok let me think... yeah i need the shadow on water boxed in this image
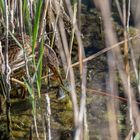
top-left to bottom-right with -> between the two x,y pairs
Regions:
11,99 -> 32,114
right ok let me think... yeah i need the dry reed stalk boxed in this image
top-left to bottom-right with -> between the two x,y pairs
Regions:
95,0 -> 119,139
65,0 -> 76,79
3,0 -> 12,137
9,0 -> 14,33
58,13 -> 79,127
44,1 -> 80,138
123,0 -> 135,138
77,0 -> 81,29
115,0 -> 123,22
19,0 -> 31,82
129,0 -> 140,136
94,0 -> 140,139
131,0 -> 140,96
45,93 -> 51,140
64,1 -> 88,139
38,0 -> 49,38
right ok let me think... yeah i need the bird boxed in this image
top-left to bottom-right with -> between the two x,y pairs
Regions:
0,33 -> 31,71
0,33 -> 64,97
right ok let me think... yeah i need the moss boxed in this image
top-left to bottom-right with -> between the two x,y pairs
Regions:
56,111 -> 73,128
12,130 -> 27,139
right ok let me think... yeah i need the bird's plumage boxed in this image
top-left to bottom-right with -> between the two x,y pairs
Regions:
0,33 -> 63,86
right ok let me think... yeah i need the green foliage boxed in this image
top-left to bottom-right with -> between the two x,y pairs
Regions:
8,31 -> 23,48
23,0 -> 32,34
35,37 -> 44,98
32,0 -> 42,51
134,133 -> 140,140
0,0 -> 4,15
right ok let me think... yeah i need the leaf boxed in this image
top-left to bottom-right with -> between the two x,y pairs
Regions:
36,37 -> 44,98
134,133 -> 140,140
0,0 -> 5,15
23,0 -> 32,34
32,0 -> 43,50
24,79 -> 36,115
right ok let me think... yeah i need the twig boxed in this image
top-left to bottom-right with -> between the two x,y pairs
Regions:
38,0 -> 49,38
98,1 -> 119,139
115,0 -> 123,22
57,2 -> 79,129
71,33 -> 140,68
4,0 -> 12,137
123,0 -> 135,138
87,88 -> 140,105
45,93 -> 51,140
11,78 -> 25,87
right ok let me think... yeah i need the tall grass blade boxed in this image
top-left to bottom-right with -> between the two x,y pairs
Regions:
32,0 -> 42,50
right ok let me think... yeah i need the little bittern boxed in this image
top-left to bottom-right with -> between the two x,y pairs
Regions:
0,33 -> 63,96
